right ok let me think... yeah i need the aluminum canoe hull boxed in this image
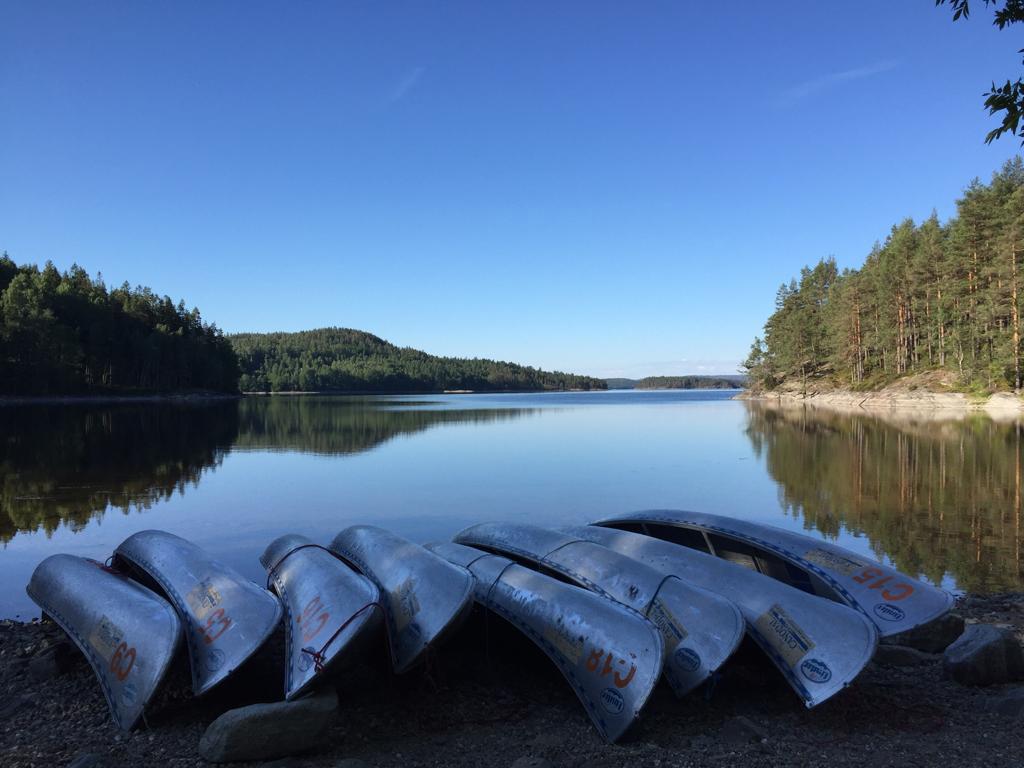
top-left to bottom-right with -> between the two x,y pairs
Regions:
567,525 -> 879,708
114,530 -> 282,696
593,510 -> 954,639
454,521 -> 744,697
25,554 -> 182,730
330,525 -> 474,673
426,541 -> 663,743
260,534 -> 382,699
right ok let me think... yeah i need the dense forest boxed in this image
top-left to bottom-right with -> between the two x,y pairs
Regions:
0,256 -> 239,395
606,376 -> 745,389
229,328 -> 607,393
744,158 -> 1024,394
634,375 -> 745,390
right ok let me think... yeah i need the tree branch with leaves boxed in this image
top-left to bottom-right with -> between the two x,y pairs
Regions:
937,0 -> 1024,143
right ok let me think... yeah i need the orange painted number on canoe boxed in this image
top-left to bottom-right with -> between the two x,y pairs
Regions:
110,641 -> 136,681
297,595 -> 330,643
852,567 -> 915,601
585,648 -> 637,688
201,607 -> 233,644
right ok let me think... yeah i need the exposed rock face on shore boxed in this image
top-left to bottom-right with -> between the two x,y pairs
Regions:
740,371 -> 1024,418
2,595 -> 1024,768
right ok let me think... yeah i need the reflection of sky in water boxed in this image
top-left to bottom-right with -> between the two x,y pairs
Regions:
2,390 -> 1018,617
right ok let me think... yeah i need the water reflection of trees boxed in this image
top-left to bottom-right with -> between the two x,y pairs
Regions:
745,402 -> 1023,592
0,401 -> 239,543
1,398 -> 537,542
233,396 -> 537,455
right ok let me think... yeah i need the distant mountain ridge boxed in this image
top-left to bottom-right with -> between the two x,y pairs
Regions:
606,375 -> 746,390
229,327 -> 607,393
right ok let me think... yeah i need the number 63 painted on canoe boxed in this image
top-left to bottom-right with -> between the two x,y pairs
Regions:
109,641 -> 136,681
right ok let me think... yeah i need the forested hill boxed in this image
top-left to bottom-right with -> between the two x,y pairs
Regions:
635,375 -> 745,390
744,157 -> 1024,394
0,256 -> 239,395
607,376 -> 745,389
228,328 -> 607,393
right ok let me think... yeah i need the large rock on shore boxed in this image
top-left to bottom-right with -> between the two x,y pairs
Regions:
883,612 -> 964,653
942,624 -> 1024,686
198,688 -> 338,763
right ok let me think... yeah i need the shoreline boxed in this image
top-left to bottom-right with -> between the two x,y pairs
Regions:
739,386 -> 1024,416
3,594 -> 1022,767
0,392 -> 241,407
0,387 -> 737,405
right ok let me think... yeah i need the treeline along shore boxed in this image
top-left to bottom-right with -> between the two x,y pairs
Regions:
743,157 -> 1024,408
229,328 -> 606,394
0,255 -> 604,397
606,375 -> 746,390
0,257 -> 239,395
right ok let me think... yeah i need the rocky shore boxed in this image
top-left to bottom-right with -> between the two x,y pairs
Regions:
2,595 -> 1023,768
739,372 -> 1024,418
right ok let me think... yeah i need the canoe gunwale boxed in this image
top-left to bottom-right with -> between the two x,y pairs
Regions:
455,525 -> 747,698
569,524 -> 880,709
330,527 -> 475,674
25,558 -> 182,731
596,511 -> 955,637
262,536 -> 382,699
427,541 -> 664,743
114,534 -> 283,697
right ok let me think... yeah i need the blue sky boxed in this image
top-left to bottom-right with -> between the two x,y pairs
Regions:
1,2 -> 1020,377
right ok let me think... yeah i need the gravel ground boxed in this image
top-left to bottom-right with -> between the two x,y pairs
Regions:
2,594 -> 1023,768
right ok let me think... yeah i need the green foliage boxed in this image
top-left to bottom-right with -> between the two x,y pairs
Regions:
633,376 -> 745,390
229,328 -> 607,393
0,255 -> 239,394
937,0 -> 1024,143
745,158 -> 1024,393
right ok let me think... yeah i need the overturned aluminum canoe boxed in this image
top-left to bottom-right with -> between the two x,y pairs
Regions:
454,521 -> 744,697
261,534 -> 382,699
426,541 -> 663,743
114,530 -> 282,695
568,525 -> 878,708
594,510 -> 954,639
26,555 -> 182,730
330,525 -> 474,673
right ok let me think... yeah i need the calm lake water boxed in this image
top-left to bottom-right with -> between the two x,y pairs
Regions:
2,390 -> 1022,618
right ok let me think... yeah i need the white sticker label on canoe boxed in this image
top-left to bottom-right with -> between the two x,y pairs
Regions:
803,548 -> 864,577
648,597 -> 688,645
89,615 -> 126,662
754,603 -> 815,667
185,578 -> 222,620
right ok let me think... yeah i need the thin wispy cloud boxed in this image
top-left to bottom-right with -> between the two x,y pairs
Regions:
386,66 -> 425,105
775,60 -> 898,108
